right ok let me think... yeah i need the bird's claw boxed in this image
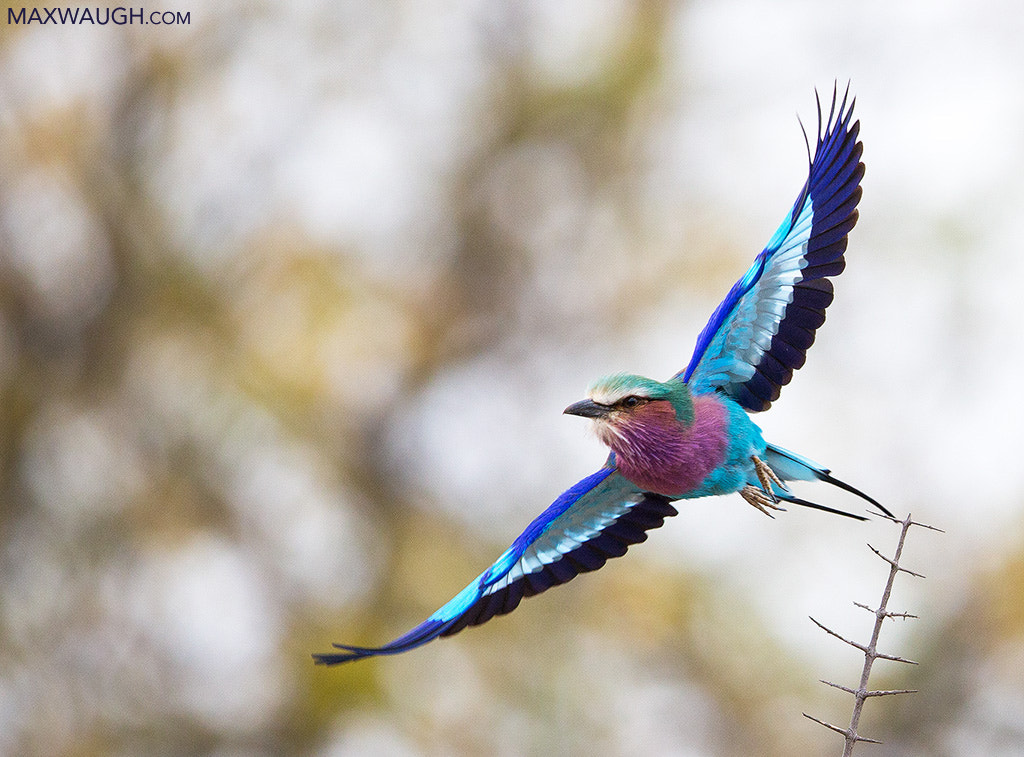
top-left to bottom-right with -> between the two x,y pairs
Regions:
741,484 -> 787,518
752,454 -> 788,501
742,456 -> 790,518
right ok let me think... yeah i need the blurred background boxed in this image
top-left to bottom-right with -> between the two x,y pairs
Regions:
1,1 -> 1023,755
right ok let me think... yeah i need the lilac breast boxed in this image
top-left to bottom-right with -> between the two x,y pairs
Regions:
611,395 -> 729,497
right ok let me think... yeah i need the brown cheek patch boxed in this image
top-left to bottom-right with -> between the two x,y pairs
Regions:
636,400 -> 681,424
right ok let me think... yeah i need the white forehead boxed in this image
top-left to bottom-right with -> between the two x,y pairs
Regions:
588,381 -> 653,406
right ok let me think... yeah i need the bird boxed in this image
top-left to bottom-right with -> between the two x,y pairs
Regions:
314,85 -> 889,666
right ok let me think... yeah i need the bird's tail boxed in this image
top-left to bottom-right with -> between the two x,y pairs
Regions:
762,443 -> 892,520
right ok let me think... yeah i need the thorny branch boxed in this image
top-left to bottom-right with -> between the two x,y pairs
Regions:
804,513 -> 942,756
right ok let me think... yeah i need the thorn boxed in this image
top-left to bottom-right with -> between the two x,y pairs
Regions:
821,680 -> 917,697
853,735 -> 883,745
802,713 -> 848,737
867,544 -> 926,578
803,713 -> 883,744
876,512 -> 945,533
874,651 -> 919,665
853,601 -> 918,620
809,616 -> 868,653
864,688 -> 918,697
820,679 -> 857,695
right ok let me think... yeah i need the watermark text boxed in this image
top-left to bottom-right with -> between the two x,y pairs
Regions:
8,7 -> 190,25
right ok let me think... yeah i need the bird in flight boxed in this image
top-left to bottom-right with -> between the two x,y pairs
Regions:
314,85 -> 889,666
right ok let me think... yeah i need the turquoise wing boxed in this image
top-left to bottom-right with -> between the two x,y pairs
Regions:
314,467 -> 676,664
680,86 -> 864,412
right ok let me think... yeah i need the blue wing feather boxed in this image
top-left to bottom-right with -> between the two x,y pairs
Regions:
679,85 -> 864,412
313,467 -> 677,664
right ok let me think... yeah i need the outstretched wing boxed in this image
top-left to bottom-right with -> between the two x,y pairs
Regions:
679,85 -> 864,412
313,467 -> 676,664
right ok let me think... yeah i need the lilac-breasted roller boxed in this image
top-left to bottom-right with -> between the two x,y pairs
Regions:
314,86 -> 889,666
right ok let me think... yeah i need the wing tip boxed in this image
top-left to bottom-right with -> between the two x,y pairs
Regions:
312,642 -> 380,666
815,80 -> 856,142
681,84 -> 863,405
312,469 -> 658,666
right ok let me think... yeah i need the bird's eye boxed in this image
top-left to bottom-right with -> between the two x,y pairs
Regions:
621,396 -> 643,408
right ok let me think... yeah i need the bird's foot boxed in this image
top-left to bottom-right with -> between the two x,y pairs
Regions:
740,484 -> 787,518
752,454 -> 789,498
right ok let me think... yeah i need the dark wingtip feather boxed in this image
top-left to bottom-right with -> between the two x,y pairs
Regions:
312,647 -> 370,665
312,615 -> 457,665
737,83 -> 863,412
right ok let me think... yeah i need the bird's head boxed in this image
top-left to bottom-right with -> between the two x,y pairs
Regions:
563,373 -> 694,450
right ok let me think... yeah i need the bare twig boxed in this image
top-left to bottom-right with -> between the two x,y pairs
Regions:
803,512 -> 938,755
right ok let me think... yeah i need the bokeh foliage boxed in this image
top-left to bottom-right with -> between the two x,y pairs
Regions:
2,2 -> 1023,756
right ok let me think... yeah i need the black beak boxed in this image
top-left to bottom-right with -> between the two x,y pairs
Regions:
563,398 -> 610,419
